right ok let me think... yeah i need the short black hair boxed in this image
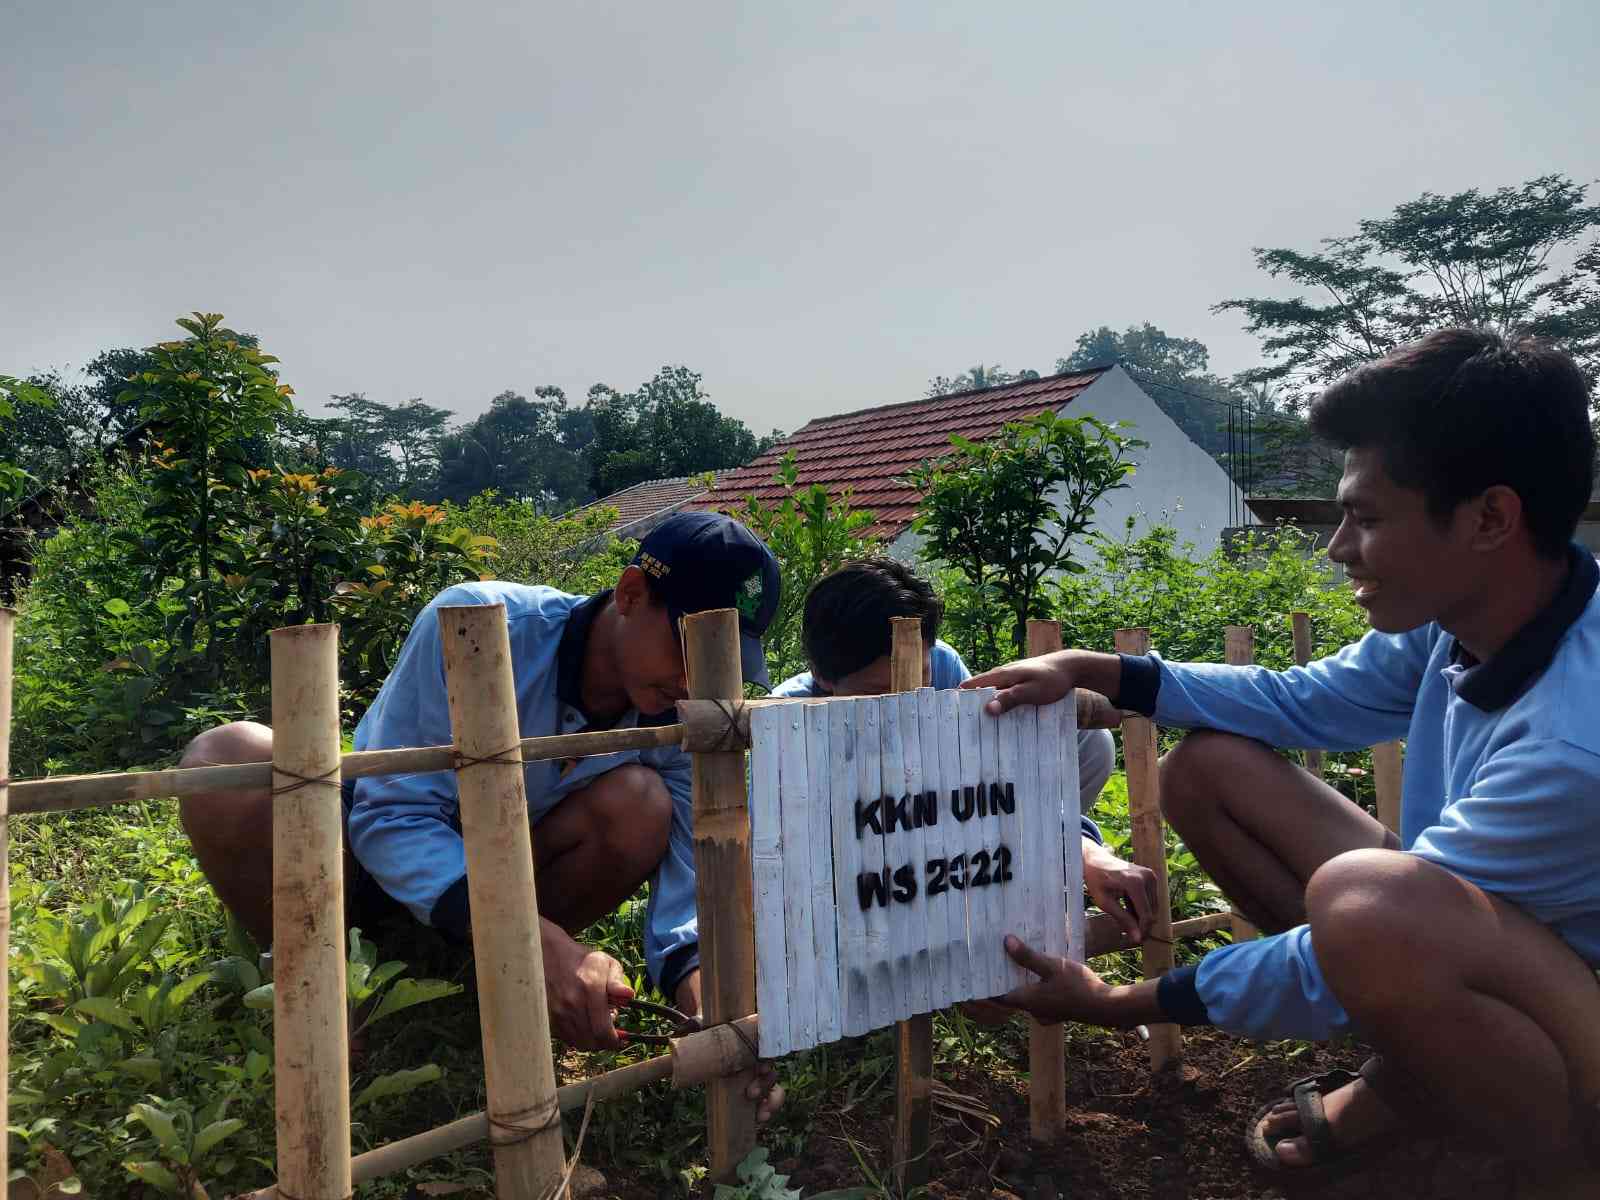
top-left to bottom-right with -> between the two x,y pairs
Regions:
1309,328 -> 1593,560
802,558 -> 943,682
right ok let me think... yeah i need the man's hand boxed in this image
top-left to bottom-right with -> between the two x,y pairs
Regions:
963,649 -> 1124,720
1082,838 -> 1158,946
995,935 -> 1116,1026
543,923 -> 633,1050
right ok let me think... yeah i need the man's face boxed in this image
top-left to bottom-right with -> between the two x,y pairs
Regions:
816,648 -> 933,697
1327,447 -> 1481,634
614,566 -> 690,715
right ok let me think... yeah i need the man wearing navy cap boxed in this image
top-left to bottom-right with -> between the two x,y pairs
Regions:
179,512 -> 781,1077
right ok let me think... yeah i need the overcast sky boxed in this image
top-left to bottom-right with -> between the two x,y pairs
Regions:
4,1 -> 1596,433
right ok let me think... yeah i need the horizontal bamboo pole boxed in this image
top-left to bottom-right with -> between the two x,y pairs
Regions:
15,689 -> 1131,819
10,723 -> 687,816
240,1054 -> 677,1200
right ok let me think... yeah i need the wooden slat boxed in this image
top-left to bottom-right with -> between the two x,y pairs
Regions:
858,698 -> 894,1031
1114,628 -> 1181,1071
830,699 -> 868,1037
749,703 -> 790,1057
916,688 -> 950,1012
937,689 -> 973,1003
779,702 -> 818,1050
806,702 -> 843,1046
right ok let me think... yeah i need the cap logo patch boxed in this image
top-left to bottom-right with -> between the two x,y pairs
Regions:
638,551 -> 671,579
734,572 -> 763,620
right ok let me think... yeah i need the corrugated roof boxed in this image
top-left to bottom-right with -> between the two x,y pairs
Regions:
572,474 -> 718,532
692,368 -> 1109,540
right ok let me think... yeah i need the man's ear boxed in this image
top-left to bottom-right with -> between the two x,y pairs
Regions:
614,564 -> 651,616
1470,485 -> 1523,553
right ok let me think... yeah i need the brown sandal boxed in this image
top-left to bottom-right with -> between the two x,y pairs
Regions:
1245,1057 -> 1428,1186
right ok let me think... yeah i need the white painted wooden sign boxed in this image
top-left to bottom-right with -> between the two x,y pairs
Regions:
749,688 -> 1084,1057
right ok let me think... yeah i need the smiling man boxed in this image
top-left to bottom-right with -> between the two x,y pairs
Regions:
968,330 -> 1600,1192
179,512 -> 781,1077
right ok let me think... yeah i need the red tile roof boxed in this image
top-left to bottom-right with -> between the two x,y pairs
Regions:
573,474 -> 718,531
692,368 -> 1109,540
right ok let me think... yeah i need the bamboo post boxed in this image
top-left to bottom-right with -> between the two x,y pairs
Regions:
1024,618 -> 1068,1141
889,617 -> 934,1185
1113,628 -> 1180,1071
1290,613 -> 1325,778
684,609 -> 759,1183
1,608 -> 13,1193
269,625 -> 351,1200
1222,626 -> 1260,944
1372,740 -> 1403,835
438,605 -> 566,1199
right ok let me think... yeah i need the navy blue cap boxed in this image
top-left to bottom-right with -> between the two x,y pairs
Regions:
634,512 -> 781,688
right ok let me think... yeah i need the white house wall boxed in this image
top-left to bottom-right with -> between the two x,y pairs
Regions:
890,364 -> 1235,563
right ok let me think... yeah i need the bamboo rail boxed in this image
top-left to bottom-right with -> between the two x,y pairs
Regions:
890,618 -> 934,1189
685,609 -> 759,1183
269,625 -> 351,1200
440,605 -> 567,1197
1025,618 -> 1069,1142
1114,627 -> 1182,1071
1290,612 -> 1325,777
1222,626 -> 1261,945
1,608 -> 14,1195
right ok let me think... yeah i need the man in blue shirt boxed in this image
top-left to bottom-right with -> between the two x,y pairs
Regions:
972,331 -> 1600,1192
772,557 -> 1158,954
179,513 -> 782,1077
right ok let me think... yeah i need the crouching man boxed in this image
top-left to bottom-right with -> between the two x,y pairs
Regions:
180,512 -> 785,1117
976,330 -> 1600,1193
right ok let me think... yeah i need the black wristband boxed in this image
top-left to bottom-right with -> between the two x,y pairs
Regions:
1154,963 -> 1212,1026
1116,653 -> 1161,717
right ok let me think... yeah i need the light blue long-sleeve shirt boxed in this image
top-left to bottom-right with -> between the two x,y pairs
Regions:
772,639 -> 1114,843
1139,548 -> 1600,1041
347,581 -> 700,994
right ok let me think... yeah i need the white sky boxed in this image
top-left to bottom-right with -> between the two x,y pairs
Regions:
4,1 -> 1596,434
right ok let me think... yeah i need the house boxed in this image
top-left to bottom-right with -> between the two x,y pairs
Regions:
567,473 -> 723,541
691,365 -> 1237,558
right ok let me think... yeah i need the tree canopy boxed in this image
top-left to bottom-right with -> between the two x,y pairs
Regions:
1216,173 -> 1600,407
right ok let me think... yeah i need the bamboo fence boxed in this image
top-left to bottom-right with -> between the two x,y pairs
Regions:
0,608 -> 1407,1195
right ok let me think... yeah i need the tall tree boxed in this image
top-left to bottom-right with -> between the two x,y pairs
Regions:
1216,174 -> 1600,407
435,387 -> 595,511
585,365 -> 774,497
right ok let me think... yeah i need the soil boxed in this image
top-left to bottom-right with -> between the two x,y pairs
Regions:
597,1026 -> 1515,1200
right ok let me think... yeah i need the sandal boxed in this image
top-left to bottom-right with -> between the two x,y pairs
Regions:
1245,1059 -> 1416,1186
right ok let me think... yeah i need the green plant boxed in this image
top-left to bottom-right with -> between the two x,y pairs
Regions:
123,1096 -> 245,1198
907,410 -> 1143,661
726,453 -> 880,683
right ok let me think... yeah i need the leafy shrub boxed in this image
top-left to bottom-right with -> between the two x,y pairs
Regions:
722,453 -> 880,684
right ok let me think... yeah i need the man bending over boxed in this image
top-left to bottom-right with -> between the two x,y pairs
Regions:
181,512 -> 781,1095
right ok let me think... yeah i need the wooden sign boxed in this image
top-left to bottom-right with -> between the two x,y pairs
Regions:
748,688 -> 1083,1058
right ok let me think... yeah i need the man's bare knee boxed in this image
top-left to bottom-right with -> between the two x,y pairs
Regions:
588,764 -> 671,877
181,720 -> 273,770
1159,729 -> 1252,830
1309,849 -> 1438,1011
178,721 -> 273,835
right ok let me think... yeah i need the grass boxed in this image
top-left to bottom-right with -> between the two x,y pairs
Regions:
7,773 -> 1232,1199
